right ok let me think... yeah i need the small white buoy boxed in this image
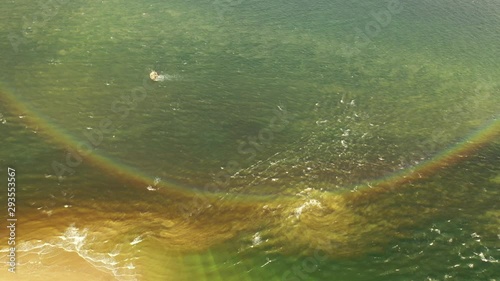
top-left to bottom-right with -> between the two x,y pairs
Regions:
150,70 -> 159,81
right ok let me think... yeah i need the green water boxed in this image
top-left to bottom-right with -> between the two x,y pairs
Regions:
0,0 -> 499,280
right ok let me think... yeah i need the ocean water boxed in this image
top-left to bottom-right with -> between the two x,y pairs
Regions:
0,0 -> 499,280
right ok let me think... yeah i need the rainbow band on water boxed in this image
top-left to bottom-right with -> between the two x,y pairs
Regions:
0,85 -> 187,195
352,118 -> 499,197
1,85 -> 499,200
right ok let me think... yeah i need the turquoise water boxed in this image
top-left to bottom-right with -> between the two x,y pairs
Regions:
0,0 -> 499,280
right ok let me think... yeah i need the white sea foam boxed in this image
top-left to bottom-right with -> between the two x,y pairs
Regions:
252,232 -> 262,247
294,199 -> 322,219
130,236 -> 143,246
154,74 -> 181,81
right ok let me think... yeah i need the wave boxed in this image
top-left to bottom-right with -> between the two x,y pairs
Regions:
0,225 -> 139,281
